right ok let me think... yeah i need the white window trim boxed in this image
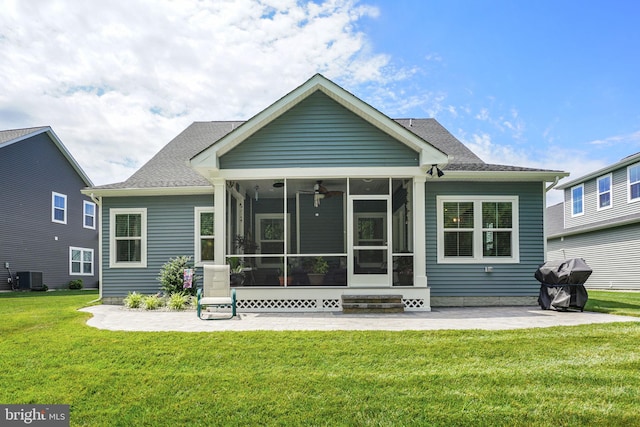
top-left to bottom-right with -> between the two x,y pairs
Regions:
628,163 -> 640,203
571,184 -> 584,217
109,208 -> 147,268
436,196 -> 520,264
255,213 -> 289,267
596,174 -> 612,211
69,246 -> 94,276
194,207 -> 215,265
83,200 -> 97,229
52,192 -> 67,224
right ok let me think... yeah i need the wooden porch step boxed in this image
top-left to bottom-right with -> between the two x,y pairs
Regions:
341,294 -> 404,313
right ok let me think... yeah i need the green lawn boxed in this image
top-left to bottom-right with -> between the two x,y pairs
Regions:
0,291 -> 639,426
585,290 -> 640,317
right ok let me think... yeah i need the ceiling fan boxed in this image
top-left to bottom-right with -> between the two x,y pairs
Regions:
301,180 -> 343,207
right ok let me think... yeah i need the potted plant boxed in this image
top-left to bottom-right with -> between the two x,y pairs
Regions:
228,257 -> 245,287
278,258 -> 293,286
307,256 -> 329,286
395,256 -> 413,286
233,234 -> 259,254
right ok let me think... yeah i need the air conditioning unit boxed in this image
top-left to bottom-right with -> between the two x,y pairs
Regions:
16,271 -> 44,290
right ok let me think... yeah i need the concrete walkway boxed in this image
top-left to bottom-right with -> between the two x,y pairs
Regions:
80,305 -> 640,332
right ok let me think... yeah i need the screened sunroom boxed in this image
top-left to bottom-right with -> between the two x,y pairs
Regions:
221,177 -> 416,289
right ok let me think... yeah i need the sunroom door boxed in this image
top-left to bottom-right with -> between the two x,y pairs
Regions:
349,197 -> 391,287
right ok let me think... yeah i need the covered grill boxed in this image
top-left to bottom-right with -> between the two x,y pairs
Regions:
534,258 -> 592,311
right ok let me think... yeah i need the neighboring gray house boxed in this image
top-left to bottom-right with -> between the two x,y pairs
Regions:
0,127 -> 99,290
546,152 -> 640,289
84,74 -> 566,309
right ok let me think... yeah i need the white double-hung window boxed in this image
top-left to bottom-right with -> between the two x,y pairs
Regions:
597,174 -> 612,210
437,196 -> 519,263
84,201 -> 97,229
70,247 -> 94,275
571,184 -> 584,217
194,207 -> 215,263
52,192 -> 67,224
629,163 -> 640,203
109,208 -> 147,268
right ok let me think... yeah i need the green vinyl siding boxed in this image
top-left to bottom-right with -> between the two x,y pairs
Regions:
219,91 -> 419,169
426,181 -> 545,297
102,194 -> 213,298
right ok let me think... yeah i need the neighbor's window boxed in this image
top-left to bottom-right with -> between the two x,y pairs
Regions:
571,184 -> 584,216
629,163 -> 640,202
109,208 -> 147,268
437,196 -> 519,263
597,174 -> 612,210
84,201 -> 96,229
70,247 -> 94,275
52,192 -> 67,224
195,207 -> 214,263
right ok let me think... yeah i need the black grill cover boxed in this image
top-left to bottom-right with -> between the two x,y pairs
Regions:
534,258 -> 592,285
535,258 -> 592,311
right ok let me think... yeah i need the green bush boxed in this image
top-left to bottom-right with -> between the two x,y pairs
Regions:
168,292 -> 191,311
143,294 -> 163,310
69,279 -> 83,290
123,292 -> 144,308
157,256 -> 198,296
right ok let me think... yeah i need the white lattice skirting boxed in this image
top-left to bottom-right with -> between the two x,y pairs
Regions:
231,287 -> 431,312
236,298 -> 426,311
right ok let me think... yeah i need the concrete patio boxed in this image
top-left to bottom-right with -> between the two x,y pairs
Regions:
80,305 -> 640,332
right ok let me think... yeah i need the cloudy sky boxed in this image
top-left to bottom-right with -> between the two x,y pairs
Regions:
2,0 -> 639,205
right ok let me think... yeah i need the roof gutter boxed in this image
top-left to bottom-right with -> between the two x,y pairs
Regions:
545,175 -> 561,192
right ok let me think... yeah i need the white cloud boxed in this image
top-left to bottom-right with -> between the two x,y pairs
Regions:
587,130 -> 640,147
0,0 -> 397,185
462,132 -> 608,206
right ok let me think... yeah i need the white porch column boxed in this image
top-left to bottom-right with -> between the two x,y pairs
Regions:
213,178 -> 226,265
413,176 -> 427,287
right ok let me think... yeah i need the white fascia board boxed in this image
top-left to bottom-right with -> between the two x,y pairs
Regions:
315,83 -> 449,164
216,166 -> 426,180
190,77 -> 322,171
439,170 -> 569,182
81,186 -> 214,197
556,152 -> 640,190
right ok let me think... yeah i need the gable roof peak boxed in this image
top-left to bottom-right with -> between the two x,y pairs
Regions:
0,125 -> 93,186
190,74 -> 450,175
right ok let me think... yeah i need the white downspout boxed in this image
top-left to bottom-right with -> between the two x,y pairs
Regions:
545,176 -> 560,192
542,177 -> 561,262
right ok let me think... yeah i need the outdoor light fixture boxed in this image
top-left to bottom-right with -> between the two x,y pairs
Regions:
427,164 -> 444,178
254,185 -> 259,201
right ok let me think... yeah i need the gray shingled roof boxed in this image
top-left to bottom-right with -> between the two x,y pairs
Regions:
94,121 -> 243,189
92,117 -> 562,191
545,202 -> 565,236
395,118 -> 483,164
0,126 -> 49,145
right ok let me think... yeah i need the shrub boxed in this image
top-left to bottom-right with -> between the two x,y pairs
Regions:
69,279 -> 83,290
143,294 -> 164,310
168,292 -> 191,311
123,292 -> 144,308
158,256 -> 198,296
